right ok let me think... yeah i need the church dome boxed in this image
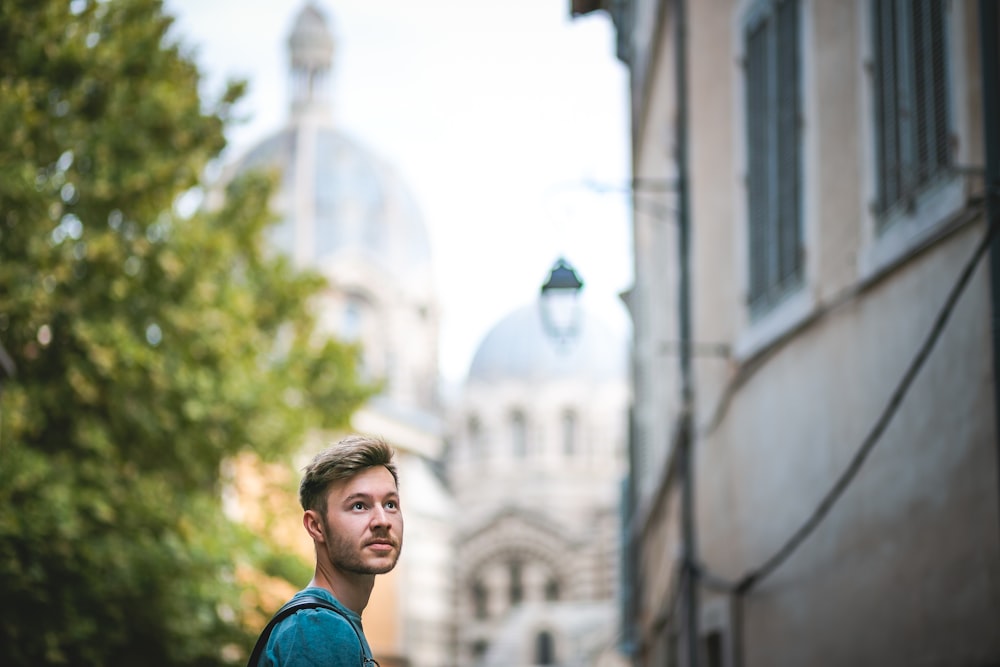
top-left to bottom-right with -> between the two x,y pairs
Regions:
231,127 -> 433,288
218,2 -> 433,292
468,301 -> 626,383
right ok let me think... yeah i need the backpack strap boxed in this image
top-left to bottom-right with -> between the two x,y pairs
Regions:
246,594 -> 372,667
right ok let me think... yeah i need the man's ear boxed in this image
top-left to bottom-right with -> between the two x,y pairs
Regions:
303,509 -> 326,543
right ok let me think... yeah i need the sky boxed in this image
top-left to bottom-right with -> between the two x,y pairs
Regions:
163,0 -> 633,387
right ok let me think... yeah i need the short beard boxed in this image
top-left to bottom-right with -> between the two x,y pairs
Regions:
322,516 -> 401,575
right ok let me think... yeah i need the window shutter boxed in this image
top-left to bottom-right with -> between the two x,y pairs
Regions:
776,0 -> 801,285
746,18 -> 770,305
872,0 -> 950,217
745,0 -> 802,313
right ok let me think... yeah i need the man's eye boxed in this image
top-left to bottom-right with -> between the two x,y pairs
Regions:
353,502 -> 366,510
385,501 -> 397,510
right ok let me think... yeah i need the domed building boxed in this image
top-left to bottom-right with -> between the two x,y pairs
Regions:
211,4 -> 453,667
448,259 -> 630,667
223,3 -> 438,411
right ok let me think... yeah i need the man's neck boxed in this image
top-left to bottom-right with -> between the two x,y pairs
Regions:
309,569 -> 375,616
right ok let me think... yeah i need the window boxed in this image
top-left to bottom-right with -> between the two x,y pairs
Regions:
510,410 -> 527,458
339,294 -> 366,341
471,578 -> 488,619
467,415 -> 483,459
535,631 -> 555,665
509,560 -> 524,605
745,0 -> 802,314
871,0 -> 950,218
561,410 -> 577,456
545,577 -> 560,601
703,630 -> 724,667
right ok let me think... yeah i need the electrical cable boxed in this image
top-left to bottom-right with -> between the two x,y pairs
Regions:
700,201 -> 988,440
725,223 -> 994,595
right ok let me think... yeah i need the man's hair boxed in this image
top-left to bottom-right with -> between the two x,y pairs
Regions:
299,434 -> 398,514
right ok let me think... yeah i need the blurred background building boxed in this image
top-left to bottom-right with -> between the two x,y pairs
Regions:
446,259 -> 630,667
209,4 -> 636,667
210,4 -> 453,667
574,0 -> 1000,665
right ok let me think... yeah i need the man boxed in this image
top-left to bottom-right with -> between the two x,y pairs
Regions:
259,434 -> 403,666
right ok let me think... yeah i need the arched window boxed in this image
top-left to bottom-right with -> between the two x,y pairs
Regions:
509,560 -> 523,605
467,415 -> 483,459
471,578 -> 488,619
545,577 -> 560,601
561,409 -> 577,456
535,631 -> 555,665
510,410 -> 527,458
334,292 -> 379,381
340,297 -> 363,341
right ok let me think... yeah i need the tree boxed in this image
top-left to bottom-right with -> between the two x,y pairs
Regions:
0,0 -> 373,663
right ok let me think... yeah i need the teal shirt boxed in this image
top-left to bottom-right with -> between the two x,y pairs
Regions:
262,587 -> 373,667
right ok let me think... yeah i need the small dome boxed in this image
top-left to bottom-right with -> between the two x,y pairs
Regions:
468,302 -> 626,383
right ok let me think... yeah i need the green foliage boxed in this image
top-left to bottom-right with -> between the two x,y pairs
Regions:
0,0 -> 373,664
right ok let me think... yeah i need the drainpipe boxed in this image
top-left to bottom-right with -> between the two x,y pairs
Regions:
673,0 -> 699,664
980,0 -> 1000,537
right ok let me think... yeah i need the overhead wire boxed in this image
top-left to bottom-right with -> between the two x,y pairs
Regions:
692,220 -> 994,596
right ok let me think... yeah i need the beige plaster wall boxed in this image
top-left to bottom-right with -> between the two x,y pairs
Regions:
701,224 -> 999,666
627,0 -> 1000,664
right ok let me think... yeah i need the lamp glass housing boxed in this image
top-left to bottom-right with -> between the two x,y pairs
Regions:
539,257 -> 584,346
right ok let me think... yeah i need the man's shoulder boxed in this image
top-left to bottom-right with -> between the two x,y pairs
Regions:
276,588 -> 357,636
263,590 -> 363,666
273,602 -> 356,636
287,588 -> 346,612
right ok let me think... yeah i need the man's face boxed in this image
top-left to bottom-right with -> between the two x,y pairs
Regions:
320,466 -> 403,575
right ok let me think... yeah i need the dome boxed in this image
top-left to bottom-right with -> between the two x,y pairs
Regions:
231,126 -> 434,289
468,302 -> 626,383
216,3 -> 433,289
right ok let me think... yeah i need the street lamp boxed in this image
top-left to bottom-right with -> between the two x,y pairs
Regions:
539,257 -> 584,347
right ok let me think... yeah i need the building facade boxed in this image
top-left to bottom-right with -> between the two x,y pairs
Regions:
212,4 -> 454,667
574,1 -> 1000,666
447,261 -> 630,667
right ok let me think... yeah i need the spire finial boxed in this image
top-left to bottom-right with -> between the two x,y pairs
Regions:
287,2 -> 335,120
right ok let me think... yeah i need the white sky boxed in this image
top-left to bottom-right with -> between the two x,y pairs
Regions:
164,0 -> 633,387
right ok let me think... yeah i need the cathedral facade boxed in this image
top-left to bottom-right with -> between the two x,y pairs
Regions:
447,260 -> 630,667
216,4 -> 633,667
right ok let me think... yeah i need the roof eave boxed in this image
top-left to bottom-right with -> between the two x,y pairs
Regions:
570,0 -> 606,17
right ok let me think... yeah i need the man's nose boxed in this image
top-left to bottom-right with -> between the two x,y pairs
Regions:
370,505 -> 391,528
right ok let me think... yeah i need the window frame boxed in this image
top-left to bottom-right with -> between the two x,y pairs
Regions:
733,0 -> 816,361
743,0 -> 805,318
858,0 -> 969,281
869,0 -> 953,221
